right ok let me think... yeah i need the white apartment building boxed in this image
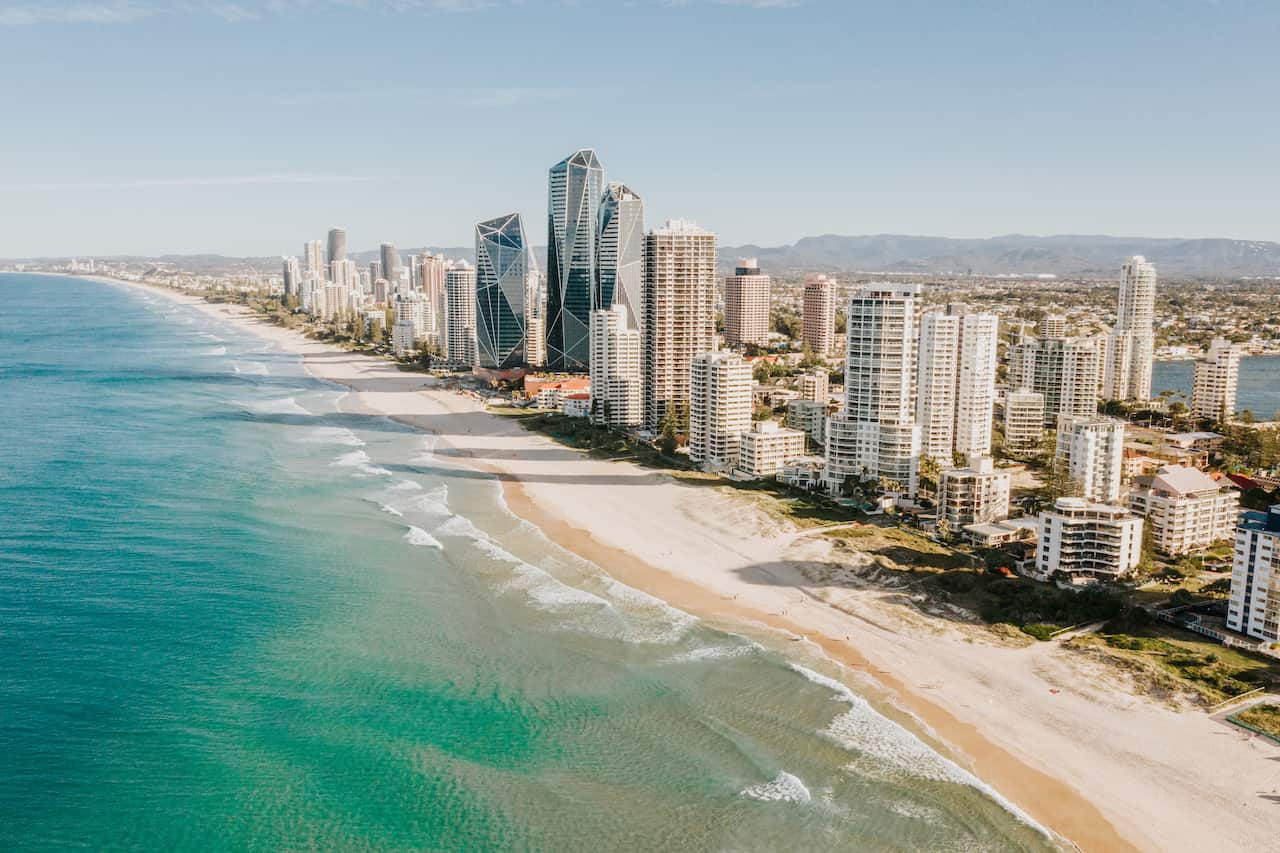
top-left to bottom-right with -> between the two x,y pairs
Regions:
735,420 -> 807,479
787,399 -> 829,447
444,261 -> 477,367
1128,465 -> 1239,557
1191,337 -> 1242,422
723,258 -> 771,347
799,370 -> 829,403
1102,256 -> 1157,402
643,220 -> 717,430
936,455 -> 1011,529
1055,414 -> 1126,504
1035,498 -> 1144,581
824,284 -> 922,497
304,239 -> 325,278
917,307 -> 998,464
1039,314 -> 1067,338
1003,390 -> 1045,452
1227,506 -> 1280,642
1009,335 -> 1104,425
589,304 -> 643,429
689,350 -> 753,471
391,320 -> 417,357
802,273 -> 836,356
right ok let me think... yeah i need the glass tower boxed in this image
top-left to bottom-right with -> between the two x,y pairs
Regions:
546,148 -> 604,371
475,213 -> 535,370
595,182 -> 643,329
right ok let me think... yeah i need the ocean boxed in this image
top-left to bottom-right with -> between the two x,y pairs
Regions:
0,274 -> 1053,851
1153,355 -> 1280,420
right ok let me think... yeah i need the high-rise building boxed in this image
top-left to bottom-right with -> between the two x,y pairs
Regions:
689,350 -> 753,471
380,243 -> 403,289
1227,505 -> 1280,643
723,258 -> 771,347
799,370 -> 829,403
327,227 -> 347,265
802,274 -> 836,356
304,240 -> 325,279
546,148 -> 604,370
474,213 -> 536,370
418,252 -> 447,345
917,312 -> 960,465
596,182 -> 643,327
281,256 -> 300,297
1103,256 -> 1157,401
1035,498 -> 1143,581
1009,335 -> 1104,425
955,311 -> 999,459
824,283 -> 922,497
369,260 -> 383,285
1003,390 -> 1045,452
444,261 -> 477,367
1191,337 -> 1243,422
1128,465 -> 1240,557
937,455 -> 1011,528
330,259 -> 358,290
1055,414 -> 1126,504
589,304 -> 643,429
642,219 -> 717,431
1039,314 -> 1068,338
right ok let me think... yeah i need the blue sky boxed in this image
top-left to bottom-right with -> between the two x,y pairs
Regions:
1,0 -> 1277,257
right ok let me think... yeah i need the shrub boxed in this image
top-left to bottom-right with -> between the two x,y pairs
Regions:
1021,623 -> 1059,641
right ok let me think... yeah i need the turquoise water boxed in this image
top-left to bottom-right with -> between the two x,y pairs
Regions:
1153,355 -> 1280,419
0,274 -> 1054,851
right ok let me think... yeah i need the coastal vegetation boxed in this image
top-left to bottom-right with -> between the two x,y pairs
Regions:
1232,703 -> 1280,740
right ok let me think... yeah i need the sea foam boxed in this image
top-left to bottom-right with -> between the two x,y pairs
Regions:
740,772 -> 812,804
403,526 -> 443,549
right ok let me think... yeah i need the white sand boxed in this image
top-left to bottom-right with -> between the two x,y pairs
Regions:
123,283 -> 1280,852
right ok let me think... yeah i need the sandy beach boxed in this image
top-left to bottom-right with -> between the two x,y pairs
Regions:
102,279 -> 1280,852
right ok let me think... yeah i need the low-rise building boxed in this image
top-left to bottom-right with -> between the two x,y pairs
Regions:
1227,505 -> 1280,643
1127,465 -> 1239,556
534,378 -> 591,410
963,517 -> 1039,548
562,392 -> 591,418
1034,498 -> 1143,581
936,455 -> 1011,529
735,421 -> 807,479
779,456 -> 826,491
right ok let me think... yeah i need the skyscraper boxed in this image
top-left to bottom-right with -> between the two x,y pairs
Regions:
418,252 -> 447,345
723,258 -> 771,347
327,227 -> 347,265
589,304 -> 642,428
642,219 -> 717,431
1191,337 -> 1243,422
1009,335 -> 1105,425
689,350 -> 753,471
474,213 -> 536,370
281,256 -> 300,297
380,242 -> 403,289
953,311 -> 999,459
802,274 -> 836,356
1103,256 -> 1157,401
824,283 -> 922,497
444,261 -> 477,367
304,240 -> 325,279
546,148 -> 604,371
595,182 -> 643,327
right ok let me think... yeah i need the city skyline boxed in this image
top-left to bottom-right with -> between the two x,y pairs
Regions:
3,2 -> 1279,257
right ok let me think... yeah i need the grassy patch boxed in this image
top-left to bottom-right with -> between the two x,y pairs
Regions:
1233,704 -> 1280,739
1080,626 -> 1280,702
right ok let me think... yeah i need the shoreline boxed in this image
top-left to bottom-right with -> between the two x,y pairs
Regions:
32,273 -> 1280,853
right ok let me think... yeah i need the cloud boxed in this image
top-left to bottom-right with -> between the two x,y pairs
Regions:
0,1 -> 152,24
2,174 -> 380,191
265,86 -> 579,107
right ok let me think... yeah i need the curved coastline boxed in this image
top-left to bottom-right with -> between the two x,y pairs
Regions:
46,273 -> 1280,853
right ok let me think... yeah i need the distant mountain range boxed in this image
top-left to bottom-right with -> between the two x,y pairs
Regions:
8,234 -> 1280,277
716,234 -> 1280,277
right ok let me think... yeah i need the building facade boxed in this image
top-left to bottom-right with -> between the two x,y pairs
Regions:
474,213 -> 535,370
723,258 -> 771,347
824,283 -> 922,497
689,350 -> 752,471
1055,414 -> 1126,504
1227,506 -> 1280,643
546,148 -> 604,371
1191,337 -> 1243,423
1102,256 -> 1157,402
802,273 -> 836,356
1003,389 -> 1045,452
1035,498 -> 1144,581
642,219 -> 717,431
1009,335 -> 1104,425
588,304 -> 643,429
937,456 -> 1011,529
735,421 -> 807,479
444,261 -> 477,367
1128,465 -> 1240,557
595,182 -> 643,327
327,227 -> 346,265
